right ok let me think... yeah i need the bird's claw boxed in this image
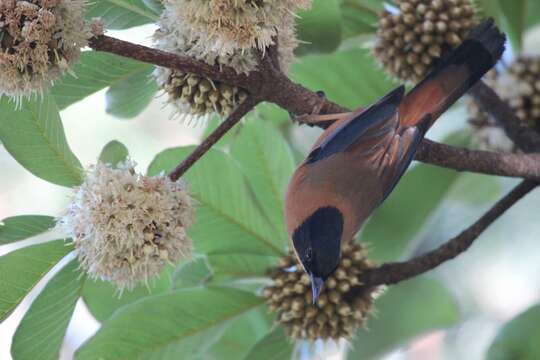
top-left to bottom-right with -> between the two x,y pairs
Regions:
289,90 -> 329,126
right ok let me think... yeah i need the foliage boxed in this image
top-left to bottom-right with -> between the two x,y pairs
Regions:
348,277 -> 458,359
1,1 -> 540,359
0,95 -> 82,187
11,260 -> 84,360
0,215 -> 55,245
0,240 -> 74,321
487,304 -> 540,360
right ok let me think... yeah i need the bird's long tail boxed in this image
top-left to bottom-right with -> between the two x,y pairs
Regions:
399,18 -> 506,129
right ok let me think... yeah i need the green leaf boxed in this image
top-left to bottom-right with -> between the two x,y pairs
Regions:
11,259 -> 84,360
207,254 -> 276,281
76,287 -> 264,360
82,266 -> 173,322
142,0 -> 163,14
85,0 -> 158,30
474,0 -> 525,52
105,65 -> 159,119
347,277 -> 459,359
148,147 -> 285,256
340,0 -> 380,39
447,173 -> 501,206
231,120 -> 295,238
526,0 -> 540,29
497,0 -> 526,53
201,116 -> 241,150
205,306 -> 272,360
51,52 -> 156,111
487,303 -> 540,360
173,256 -> 212,289
244,326 -> 293,360
250,103 -> 291,128
0,215 -> 55,245
0,95 -> 83,187
291,48 -> 398,110
0,240 -> 73,322
473,0 -> 504,24
362,163 -> 460,262
296,0 -> 342,55
98,140 -> 129,167
351,0 -> 385,10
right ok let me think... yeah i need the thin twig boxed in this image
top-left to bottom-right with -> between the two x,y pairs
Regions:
361,180 -> 538,287
169,98 -> 258,181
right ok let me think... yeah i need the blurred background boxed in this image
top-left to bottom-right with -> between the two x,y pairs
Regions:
2,7 -> 540,360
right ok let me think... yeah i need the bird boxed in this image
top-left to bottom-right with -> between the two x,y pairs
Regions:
284,19 -> 506,303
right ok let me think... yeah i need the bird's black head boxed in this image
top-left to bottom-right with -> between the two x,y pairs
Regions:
292,206 -> 343,303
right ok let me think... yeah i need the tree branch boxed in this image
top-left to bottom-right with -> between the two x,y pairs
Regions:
361,180 -> 538,287
88,35 -> 540,154
415,139 -> 540,180
89,35 -> 258,90
169,97 -> 259,181
89,35 -> 540,182
262,72 -> 346,117
88,35 -> 345,117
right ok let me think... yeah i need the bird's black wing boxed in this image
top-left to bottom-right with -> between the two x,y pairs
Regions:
306,85 -> 405,164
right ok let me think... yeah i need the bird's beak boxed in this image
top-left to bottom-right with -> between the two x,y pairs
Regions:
310,275 -> 324,304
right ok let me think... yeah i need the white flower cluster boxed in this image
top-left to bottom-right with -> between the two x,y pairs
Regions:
58,161 -> 195,291
171,0 -> 311,58
153,0 -> 311,118
0,0 -> 88,100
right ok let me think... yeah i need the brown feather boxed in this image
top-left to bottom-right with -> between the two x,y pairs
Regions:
285,111 -> 415,245
399,65 -> 470,128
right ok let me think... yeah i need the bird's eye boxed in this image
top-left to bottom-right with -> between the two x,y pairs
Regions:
305,248 -> 312,261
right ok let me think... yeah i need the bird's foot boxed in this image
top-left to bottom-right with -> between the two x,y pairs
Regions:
293,112 -> 354,123
290,91 -> 352,127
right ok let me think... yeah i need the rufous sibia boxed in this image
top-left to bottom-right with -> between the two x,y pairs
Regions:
285,19 -> 506,302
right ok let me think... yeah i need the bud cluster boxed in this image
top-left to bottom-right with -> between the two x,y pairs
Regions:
374,0 -> 476,83
467,71 -> 514,152
497,57 -> 540,130
263,243 -> 383,341
161,70 -> 249,118
468,57 -> 540,152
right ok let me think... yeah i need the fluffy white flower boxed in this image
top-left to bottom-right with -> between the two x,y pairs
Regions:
154,5 -> 259,75
58,161 -> 195,291
153,0 -> 310,119
0,0 -> 88,100
167,0 -> 311,56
